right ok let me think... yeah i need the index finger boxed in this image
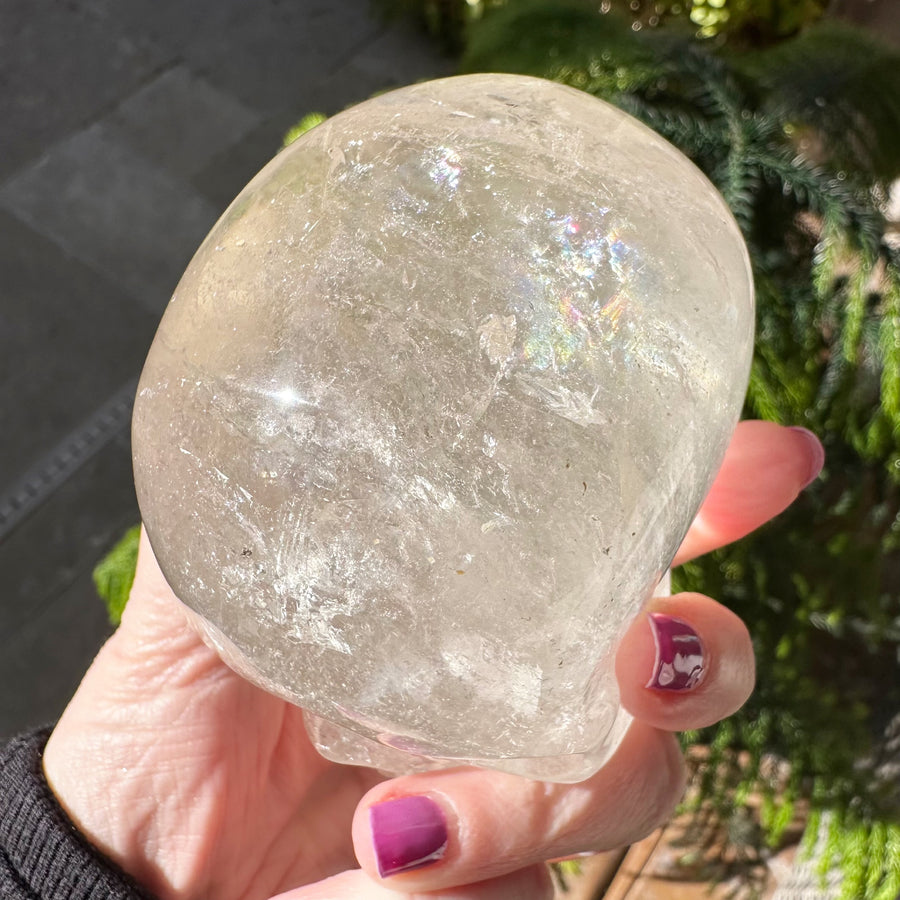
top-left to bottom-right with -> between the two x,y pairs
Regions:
673,421 -> 824,566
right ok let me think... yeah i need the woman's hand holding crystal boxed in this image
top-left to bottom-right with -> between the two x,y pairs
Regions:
42,420 -> 823,900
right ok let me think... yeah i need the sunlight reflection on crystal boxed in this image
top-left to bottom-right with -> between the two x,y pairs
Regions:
269,386 -> 302,407
428,146 -> 462,192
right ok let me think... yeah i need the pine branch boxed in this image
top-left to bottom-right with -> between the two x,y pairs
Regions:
751,148 -> 884,257
879,261 -> 900,427
612,93 -> 731,160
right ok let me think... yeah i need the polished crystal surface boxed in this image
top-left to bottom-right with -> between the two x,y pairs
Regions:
132,74 -> 754,782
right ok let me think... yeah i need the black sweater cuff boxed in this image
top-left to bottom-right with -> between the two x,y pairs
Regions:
0,728 -> 155,900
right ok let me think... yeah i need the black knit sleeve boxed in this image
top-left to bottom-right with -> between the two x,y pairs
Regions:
0,729 -> 155,900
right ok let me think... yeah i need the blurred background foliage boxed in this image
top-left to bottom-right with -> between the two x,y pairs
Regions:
377,0 -> 834,49
369,0 -> 900,894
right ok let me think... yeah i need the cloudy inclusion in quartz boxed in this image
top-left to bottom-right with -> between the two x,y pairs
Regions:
132,74 -> 754,782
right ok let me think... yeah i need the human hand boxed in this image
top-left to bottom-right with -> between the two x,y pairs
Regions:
42,420 -> 823,900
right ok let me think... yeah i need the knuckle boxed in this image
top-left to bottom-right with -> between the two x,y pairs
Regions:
560,732 -> 687,853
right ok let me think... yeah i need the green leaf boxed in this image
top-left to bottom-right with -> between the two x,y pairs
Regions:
93,525 -> 141,626
283,112 -> 328,147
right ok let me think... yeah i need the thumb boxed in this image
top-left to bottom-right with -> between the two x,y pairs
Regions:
271,867 -> 552,900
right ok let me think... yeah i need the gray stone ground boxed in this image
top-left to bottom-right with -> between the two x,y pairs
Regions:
0,0 -> 450,738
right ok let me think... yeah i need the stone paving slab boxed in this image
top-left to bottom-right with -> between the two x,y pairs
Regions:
0,431 -> 136,729
0,209 -> 157,485
340,19 -> 455,89
0,122 -> 220,314
105,64 -> 263,180
78,0 -> 248,53
191,112 -> 301,210
0,563 -> 118,738
310,21 -> 454,113
0,572 -> 112,740
182,1 -> 385,112
0,0 -> 173,183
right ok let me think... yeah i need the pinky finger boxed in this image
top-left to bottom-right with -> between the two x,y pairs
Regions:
271,866 -> 554,900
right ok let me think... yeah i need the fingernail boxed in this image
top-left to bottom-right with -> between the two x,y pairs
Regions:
370,795 -> 448,877
787,426 -> 825,487
646,613 -> 706,691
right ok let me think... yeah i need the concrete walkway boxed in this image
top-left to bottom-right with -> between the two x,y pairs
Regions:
0,0 -> 450,738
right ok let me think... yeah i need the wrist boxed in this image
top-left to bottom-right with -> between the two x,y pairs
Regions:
2,729 -> 153,899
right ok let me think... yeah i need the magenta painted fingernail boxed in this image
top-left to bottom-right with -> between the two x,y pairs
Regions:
647,613 -> 706,691
787,426 -> 825,487
370,795 -> 448,877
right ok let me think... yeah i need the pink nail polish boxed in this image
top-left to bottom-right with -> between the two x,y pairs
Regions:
646,613 -> 705,691
787,426 -> 825,487
370,795 -> 448,877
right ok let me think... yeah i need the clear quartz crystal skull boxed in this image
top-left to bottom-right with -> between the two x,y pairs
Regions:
133,74 -> 754,783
